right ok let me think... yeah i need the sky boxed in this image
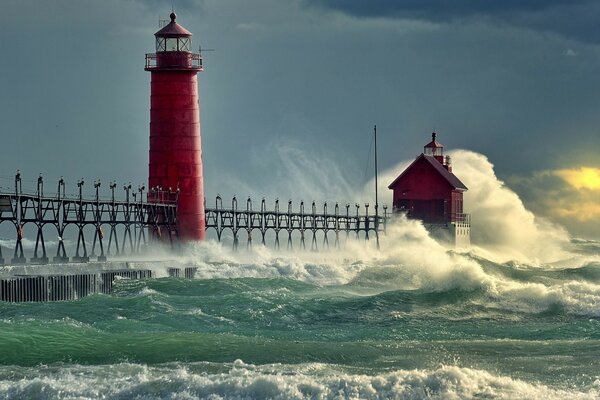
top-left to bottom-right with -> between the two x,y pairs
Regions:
0,0 -> 599,239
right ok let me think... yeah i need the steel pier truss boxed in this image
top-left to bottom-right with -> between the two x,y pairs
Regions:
0,174 -> 389,265
0,173 -> 178,265
204,196 -> 388,250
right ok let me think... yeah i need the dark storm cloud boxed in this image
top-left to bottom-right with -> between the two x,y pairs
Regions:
304,0 -> 600,43
305,0 -> 583,17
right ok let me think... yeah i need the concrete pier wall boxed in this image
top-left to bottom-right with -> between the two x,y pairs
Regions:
0,261 -> 197,302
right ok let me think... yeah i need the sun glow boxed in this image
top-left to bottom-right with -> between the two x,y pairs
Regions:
556,167 -> 600,190
553,201 -> 600,220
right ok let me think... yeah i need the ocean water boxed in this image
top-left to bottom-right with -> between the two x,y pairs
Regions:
0,220 -> 599,400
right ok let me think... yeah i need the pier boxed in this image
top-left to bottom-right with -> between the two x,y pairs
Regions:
0,174 -> 387,302
0,174 -> 388,266
0,173 -> 178,265
205,196 -> 388,250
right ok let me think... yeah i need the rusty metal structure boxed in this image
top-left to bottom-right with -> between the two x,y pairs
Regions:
204,196 -> 388,250
0,172 -> 178,265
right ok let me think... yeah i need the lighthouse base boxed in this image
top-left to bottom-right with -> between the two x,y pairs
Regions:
425,222 -> 471,249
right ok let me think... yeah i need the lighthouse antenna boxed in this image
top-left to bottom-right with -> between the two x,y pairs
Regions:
158,16 -> 169,28
198,45 -> 216,54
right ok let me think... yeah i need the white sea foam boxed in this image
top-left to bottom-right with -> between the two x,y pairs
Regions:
358,149 -> 573,264
176,211 -> 600,317
181,239 -> 371,286
173,145 -> 600,317
0,362 -> 596,399
449,150 -> 572,263
490,279 -> 600,316
216,140 -> 575,264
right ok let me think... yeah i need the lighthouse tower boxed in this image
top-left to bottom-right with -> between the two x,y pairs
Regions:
145,13 -> 205,241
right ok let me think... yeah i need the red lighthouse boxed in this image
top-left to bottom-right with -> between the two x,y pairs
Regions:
145,13 -> 205,241
388,132 -> 470,246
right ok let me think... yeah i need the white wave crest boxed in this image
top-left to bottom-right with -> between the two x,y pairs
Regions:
177,215 -> 600,317
0,362 -> 596,399
181,239 -> 371,286
490,279 -> 600,316
449,150 -> 572,264
168,145 -> 600,316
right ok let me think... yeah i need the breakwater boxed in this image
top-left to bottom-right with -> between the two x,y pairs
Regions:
0,261 -> 195,302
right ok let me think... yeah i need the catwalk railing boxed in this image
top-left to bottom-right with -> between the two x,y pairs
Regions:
0,174 -> 389,265
0,173 -> 178,265
205,196 -> 389,250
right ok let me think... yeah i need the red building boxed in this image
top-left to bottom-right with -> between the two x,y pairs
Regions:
145,13 -> 206,241
388,133 -> 470,246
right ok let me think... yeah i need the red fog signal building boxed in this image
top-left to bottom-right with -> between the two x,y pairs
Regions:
388,132 -> 470,247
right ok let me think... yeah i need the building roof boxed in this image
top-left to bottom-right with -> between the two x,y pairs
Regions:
388,154 -> 468,191
155,13 -> 193,37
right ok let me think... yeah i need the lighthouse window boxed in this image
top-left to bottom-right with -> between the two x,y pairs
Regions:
165,38 -> 178,51
179,38 -> 191,51
156,37 -> 166,52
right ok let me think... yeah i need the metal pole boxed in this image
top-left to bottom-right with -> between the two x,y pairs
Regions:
15,170 -> 21,196
374,125 -> 380,249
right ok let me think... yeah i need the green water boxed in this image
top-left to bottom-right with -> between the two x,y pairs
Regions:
1,246 -> 600,398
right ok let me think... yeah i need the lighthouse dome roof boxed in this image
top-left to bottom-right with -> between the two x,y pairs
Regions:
424,131 -> 443,148
155,13 -> 192,37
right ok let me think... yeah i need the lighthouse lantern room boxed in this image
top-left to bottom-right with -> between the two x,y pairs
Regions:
424,132 -> 444,162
